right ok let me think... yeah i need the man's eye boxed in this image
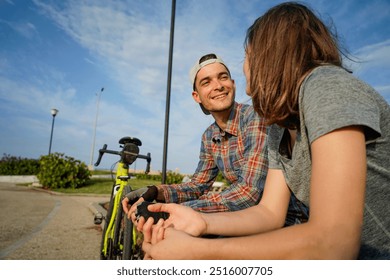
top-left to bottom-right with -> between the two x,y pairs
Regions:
220,75 -> 228,80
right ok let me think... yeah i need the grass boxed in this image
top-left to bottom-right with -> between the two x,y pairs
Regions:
47,177 -> 159,195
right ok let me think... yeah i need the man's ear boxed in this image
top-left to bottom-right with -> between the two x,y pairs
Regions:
192,91 -> 201,104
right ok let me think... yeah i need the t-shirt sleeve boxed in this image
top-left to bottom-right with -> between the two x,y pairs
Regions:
302,67 -> 382,144
267,124 -> 284,169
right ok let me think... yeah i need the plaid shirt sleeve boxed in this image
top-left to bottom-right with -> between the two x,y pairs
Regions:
160,133 -> 220,205
161,105 -> 268,213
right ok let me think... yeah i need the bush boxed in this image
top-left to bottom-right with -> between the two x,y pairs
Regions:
164,171 -> 184,184
134,171 -> 227,185
134,170 -> 184,184
134,173 -> 163,183
37,153 -> 91,189
215,171 -> 227,183
0,154 -> 40,175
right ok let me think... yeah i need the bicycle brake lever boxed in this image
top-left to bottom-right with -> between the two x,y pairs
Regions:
135,201 -> 169,224
94,144 -> 107,166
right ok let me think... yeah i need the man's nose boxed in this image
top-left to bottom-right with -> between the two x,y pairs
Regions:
213,79 -> 224,91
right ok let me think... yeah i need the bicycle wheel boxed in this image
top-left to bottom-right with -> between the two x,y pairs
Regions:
100,191 -> 115,260
122,208 -> 134,259
113,185 -> 132,259
122,186 -> 144,260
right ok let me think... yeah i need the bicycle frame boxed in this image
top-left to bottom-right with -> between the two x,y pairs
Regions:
101,160 -> 128,257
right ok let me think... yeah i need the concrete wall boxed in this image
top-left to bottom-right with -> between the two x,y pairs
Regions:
0,175 -> 39,184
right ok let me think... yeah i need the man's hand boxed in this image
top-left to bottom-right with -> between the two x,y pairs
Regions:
122,185 -> 159,223
121,187 -> 148,215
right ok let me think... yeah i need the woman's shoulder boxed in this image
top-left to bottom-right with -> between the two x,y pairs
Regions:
300,65 -> 386,144
302,65 -> 382,105
304,65 -> 351,85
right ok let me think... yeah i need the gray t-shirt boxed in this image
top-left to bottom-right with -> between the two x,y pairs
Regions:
268,65 -> 390,259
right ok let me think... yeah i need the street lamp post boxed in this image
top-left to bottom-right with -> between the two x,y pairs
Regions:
48,108 -> 59,155
161,0 -> 176,184
89,87 -> 104,170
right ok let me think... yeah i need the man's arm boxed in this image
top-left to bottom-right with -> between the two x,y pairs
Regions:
159,132 -> 220,204
179,112 -> 268,212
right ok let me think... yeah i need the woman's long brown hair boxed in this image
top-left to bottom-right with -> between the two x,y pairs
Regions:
245,2 -> 343,128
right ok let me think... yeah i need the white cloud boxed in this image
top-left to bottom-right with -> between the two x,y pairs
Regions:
0,19 -> 38,39
354,39 -> 390,67
348,39 -> 390,101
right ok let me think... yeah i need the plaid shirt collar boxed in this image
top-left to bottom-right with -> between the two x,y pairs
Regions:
211,102 -> 240,142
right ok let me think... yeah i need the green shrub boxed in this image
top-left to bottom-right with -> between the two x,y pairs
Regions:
134,170 -> 184,184
165,171 -> 184,184
0,154 -> 40,175
134,171 -> 227,185
216,171 -> 227,183
37,153 -> 91,189
134,172 -> 161,182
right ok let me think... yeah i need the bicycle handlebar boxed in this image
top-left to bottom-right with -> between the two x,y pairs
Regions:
94,144 -> 151,174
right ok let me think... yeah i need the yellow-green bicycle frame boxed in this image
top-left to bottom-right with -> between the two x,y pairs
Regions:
101,160 -> 129,256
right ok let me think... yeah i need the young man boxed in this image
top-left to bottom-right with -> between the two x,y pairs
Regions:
122,53 -> 268,216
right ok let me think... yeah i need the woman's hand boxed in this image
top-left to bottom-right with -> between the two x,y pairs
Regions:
137,203 -> 207,237
142,217 -> 200,260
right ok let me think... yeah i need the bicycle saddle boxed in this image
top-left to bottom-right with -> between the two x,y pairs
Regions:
119,136 -> 142,146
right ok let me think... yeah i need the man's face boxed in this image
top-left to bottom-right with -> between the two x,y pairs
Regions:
192,62 -> 235,115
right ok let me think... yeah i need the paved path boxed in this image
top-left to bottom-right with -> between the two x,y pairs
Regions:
0,182 -> 109,260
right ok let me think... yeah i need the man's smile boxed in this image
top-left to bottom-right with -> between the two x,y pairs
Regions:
211,93 -> 228,100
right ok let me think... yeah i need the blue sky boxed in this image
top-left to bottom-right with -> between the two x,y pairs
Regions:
1,0 -> 389,174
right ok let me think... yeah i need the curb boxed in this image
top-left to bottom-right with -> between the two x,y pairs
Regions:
88,202 -> 108,231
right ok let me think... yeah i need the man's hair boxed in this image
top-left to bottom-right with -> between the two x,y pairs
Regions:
199,53 -> 218,63
194,54 -> 217,90
245,2 -> 344,128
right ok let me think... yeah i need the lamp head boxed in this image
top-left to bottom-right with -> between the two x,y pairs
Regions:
51,108 -> 58,117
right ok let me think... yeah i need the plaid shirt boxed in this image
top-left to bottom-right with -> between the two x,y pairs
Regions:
160,102 -> 268,212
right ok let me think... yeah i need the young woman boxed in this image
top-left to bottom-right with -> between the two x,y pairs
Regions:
140,2 -> 390,259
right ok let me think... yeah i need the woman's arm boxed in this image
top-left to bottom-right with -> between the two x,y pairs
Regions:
141,168 -> 290,237
204,168 -> 291,236
200,126 -> 367,259
143,126 -> 367,259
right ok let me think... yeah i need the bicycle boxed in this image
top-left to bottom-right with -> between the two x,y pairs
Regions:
93,136 -> 151,260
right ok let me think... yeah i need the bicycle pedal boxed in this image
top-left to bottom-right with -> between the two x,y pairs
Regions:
94,212 -> 103,225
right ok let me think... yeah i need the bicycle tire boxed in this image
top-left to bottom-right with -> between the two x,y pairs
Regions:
113,185 -> 133,259
122,186 -> 144,260
122,206 -> 133,259
100,190 -> 115,260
